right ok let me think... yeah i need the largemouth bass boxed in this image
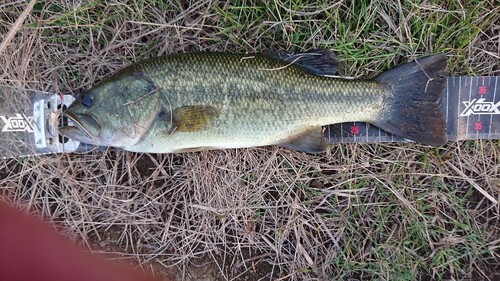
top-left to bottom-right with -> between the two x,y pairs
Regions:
60,50 -> 447,153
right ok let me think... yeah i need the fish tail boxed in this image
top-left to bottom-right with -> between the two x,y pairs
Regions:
372,54 -> 447,145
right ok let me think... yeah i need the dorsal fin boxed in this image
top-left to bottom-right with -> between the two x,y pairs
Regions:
265,49 -> 338,76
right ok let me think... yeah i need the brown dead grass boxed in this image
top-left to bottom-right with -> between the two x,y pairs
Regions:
0,1 -> 499,280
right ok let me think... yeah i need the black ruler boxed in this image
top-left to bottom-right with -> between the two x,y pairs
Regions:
325,76 -> 500,143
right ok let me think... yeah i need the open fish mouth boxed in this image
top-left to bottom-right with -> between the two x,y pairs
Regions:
59,111 -> 101,143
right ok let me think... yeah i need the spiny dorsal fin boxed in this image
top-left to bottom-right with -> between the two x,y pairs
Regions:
266,49 -> 338,76
172,105 -> 220,132
277,126 -> 326,153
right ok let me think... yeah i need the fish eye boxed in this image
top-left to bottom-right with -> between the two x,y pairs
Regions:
81,94 -> 93,107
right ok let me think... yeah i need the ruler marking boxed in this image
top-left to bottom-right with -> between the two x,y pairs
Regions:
448,77 -> 455,141
489,77 -> 498,138
446,76 -> 450,135
477,76 -> 481,139
365,123 -> 369,143
465,78 -> 472,139
353,122 -> 357,143
340,123 -> 344,143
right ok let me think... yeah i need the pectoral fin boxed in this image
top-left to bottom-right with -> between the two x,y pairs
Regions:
277,126 -> 326,153
172,106 -> 220,132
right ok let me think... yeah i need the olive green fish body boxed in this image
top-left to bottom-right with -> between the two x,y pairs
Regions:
61,51 -> 447,153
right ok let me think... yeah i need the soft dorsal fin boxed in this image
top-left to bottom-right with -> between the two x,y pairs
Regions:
277,126 -> 326,153
266,49 -> 338,76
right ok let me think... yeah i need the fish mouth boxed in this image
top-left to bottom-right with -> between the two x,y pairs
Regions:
60,111 -> 101,143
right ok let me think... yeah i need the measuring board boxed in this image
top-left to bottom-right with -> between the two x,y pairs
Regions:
0,77 -> 499,159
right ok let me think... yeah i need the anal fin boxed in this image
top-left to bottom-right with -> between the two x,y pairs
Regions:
277,126 -> 326,153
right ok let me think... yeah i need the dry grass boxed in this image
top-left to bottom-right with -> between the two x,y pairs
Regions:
1,1 -> 499,280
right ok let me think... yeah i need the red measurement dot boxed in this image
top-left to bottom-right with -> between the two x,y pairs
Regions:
350,125 -> 359,135
474,121 -> 482,131
478,86 -> 487,95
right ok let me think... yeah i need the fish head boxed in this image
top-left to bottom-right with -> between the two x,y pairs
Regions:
60,73 -> 160,147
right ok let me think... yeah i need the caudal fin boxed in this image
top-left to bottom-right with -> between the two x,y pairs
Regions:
373,54 -> 447,145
